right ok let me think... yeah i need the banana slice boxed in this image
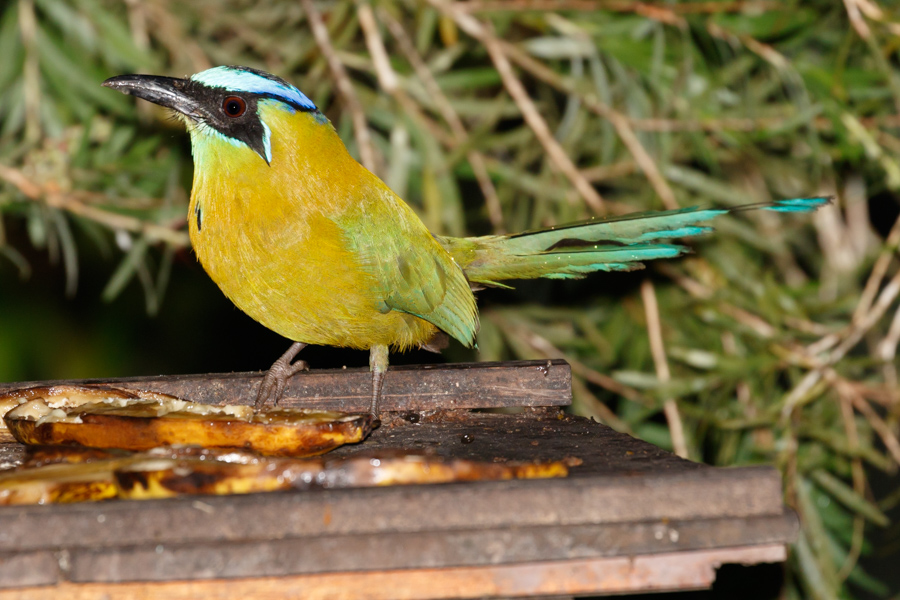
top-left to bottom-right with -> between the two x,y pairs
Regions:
2,385 -> 375,456
0,385 -> 149,443
0,448 -> 133,505
116,451 -> 572,500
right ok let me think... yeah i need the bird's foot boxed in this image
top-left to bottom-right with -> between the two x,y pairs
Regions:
255,342 -> 309,410
369,344 -> 390,417
370,369 -> 385,416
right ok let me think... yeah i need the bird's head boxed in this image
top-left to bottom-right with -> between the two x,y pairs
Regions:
103,66 -> 322,166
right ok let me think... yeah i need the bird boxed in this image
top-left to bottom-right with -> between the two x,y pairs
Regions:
102,65 -> 829,415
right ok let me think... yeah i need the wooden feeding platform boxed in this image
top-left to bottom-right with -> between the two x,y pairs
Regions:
0,359 -> 797,599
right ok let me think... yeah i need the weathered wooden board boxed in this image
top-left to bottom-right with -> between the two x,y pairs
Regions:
0,362 -> 797,598
330,411 -> 698,476
61,515 -> 796,583
0,413 -> 794,589
0,462 -> 786,555
0,360 -> 571,412
0,546 -> 788,600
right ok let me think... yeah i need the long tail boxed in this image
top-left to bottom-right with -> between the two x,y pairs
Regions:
441,197 -> 830,287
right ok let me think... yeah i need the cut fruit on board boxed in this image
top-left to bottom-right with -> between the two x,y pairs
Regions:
1,385 -> 376,456
0,446 -> 574,505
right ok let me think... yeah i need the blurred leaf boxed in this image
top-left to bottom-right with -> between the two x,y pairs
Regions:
811,470 -> 890,527
101,235 -> 148,302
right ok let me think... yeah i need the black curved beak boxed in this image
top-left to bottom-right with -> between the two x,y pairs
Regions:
102,75 -> 201,120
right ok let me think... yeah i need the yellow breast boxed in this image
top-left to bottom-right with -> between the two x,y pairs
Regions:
187,108 -> 437,350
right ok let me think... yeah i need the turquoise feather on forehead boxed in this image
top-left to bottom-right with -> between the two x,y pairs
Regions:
190,66 -> 317,112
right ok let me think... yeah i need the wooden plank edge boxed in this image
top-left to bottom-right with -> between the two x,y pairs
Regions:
0,467 -> 789,553
0,545 -> 788,600
0,551 -> 58,589
0,360 -> 572,411
63,513 -> 800,583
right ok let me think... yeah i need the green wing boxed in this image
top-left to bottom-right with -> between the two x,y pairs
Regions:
337,191 -> 478,347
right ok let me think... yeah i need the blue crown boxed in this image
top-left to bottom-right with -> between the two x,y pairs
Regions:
191,66 -> 317,111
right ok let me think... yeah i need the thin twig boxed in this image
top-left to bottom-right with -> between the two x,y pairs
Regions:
428,0 -> 606,214
124,0 -> 149,51
605,112 -> 678,209
301,0 -> 380,175
708,22 -> 790,70
0,164 -> 189,247
488,309 -> 653,410
380,10 -> 506,232
876,303 -> 900,396
434,0 -> 676,209
780,370 -> 824,421
853,212 -> 900,325
482,31 -> 605,213
579,160 -> 638,182
531,330 -> 652,406
349,17 -> 471,232
641,279 -> 689,458
459,1 -> 780,14
571,377 -> 632,433
784,316 -> 835,337
786,273 -> 900,416
658,264 -> 785,339
843,379 -> 900,407
722,305 -> 778,338
144,3 -> 211,72
356,2 -> 398,93
803,216 -> 900,368
850,391 -> 900,466
835,389 -> 867,581
497,20 -> 677,206
629,112 -> 900,133
656,263 -> 714,299
18,0 -> 41,144
843,0 -> 873,38
831,269 -> 900,364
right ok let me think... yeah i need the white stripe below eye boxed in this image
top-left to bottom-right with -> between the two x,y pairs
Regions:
261,120 -> 272,164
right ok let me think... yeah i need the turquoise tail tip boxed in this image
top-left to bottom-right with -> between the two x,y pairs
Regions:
762,196 -> 833,213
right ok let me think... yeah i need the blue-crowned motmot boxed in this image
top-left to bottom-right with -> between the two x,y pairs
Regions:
103,66 -> 829,414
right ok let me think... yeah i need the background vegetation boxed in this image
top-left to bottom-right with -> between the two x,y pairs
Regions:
1,0 -> 899,597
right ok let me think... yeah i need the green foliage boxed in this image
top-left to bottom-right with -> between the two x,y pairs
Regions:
1,0 -> 899,597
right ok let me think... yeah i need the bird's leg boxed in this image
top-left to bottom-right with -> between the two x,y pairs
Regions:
369,344 -> 389,415
255,342 -> 309,409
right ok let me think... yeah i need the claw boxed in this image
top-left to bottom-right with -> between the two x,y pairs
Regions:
255,342 -> 308,409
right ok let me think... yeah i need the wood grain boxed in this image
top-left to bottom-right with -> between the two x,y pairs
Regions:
0,546 -> 787,600
0,360 -> 572,412
65,514 -> 798,583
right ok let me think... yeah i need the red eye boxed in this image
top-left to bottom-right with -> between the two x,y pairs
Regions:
223,96 -> 246,117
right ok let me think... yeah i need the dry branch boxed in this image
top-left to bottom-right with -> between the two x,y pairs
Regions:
0,164 -> 188,247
